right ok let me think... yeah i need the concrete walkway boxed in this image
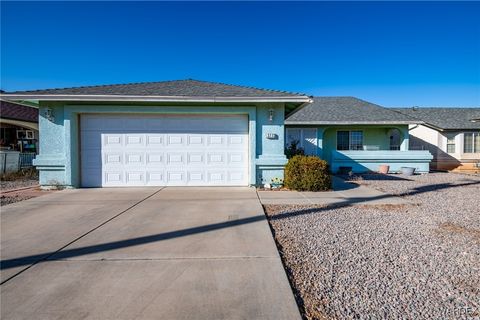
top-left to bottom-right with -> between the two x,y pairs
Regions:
258,176 -> 407,206
1,188 -> 300,320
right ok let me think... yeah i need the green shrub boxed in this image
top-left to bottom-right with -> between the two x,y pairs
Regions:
285,140 -> 305,159
284,155 -> 331,191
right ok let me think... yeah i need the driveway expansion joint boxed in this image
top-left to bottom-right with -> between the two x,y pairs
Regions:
47,256 -> 279,262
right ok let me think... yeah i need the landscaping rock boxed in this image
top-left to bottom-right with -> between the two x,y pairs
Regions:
265,173 -> 480,320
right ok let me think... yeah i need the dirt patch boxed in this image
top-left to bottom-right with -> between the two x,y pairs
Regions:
437,222 -> 480,243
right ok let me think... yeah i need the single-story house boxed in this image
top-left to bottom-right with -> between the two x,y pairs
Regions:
0,99 -> 39,153
393,107 -> 480,173
1,80 -> 432,187
0,100 -> 39,172
285,97 -> 432,173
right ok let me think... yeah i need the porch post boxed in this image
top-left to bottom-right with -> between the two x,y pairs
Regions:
317,128 -> 325,158
400,126 -> 409,151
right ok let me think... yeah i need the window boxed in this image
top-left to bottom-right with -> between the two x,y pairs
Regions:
337,131 -> 363,151
337,131 -> 350,150
446,134 -> 456,153
350,131 -> 363,150
464,132 -> 480,153
285,128 -> 318,155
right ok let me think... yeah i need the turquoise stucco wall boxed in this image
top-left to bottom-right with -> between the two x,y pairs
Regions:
34,102 -> 287,187
255,104 -> 288,184
322,125 -> 409,164
285,124 -> 431,173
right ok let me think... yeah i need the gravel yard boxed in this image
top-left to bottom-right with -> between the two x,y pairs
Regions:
265,172 -> 480,320
1,170 -> 43,206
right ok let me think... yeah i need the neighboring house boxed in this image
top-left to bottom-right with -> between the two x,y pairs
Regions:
0,99 -> 39,153
393,107 -> 480,173
1,80 -> 311,187
285,97 -> 432,173
0,80 -> 434,187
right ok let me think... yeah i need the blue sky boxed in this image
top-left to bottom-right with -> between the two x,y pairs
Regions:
1,1 -> 479,107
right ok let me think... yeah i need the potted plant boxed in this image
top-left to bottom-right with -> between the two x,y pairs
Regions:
378,164 -> 390,174
400,167 -> 416,176
271,177 -> 284,189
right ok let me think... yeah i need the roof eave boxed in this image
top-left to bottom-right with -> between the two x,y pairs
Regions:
0,94 -> 312,103
285,120 -> 424,125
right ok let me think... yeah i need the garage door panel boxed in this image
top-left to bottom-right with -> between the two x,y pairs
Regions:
187,135 -> 205,146
166,135 -> 184,146
208,171 -> 226,183
188,171 -> 204,184
104,153 -> 123,166
103,135 -> 123,148
208,136 -> 225,146
105,172 -> 123,185
125,171 -> 145,185
125,153 -> 144,166
166,171 -> 185,184
228,135 -> 245,145
81,114 -> 248,187
146,153 -> 164,165
146,171 -> 164,185
125,134 -> 145,147
146,134 -> 165,147
188,153 -> 205,165
167,153 -> 185,165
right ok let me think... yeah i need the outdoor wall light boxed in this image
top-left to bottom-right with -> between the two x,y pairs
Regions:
268,108 -> 274,122
45,108 -> 55,122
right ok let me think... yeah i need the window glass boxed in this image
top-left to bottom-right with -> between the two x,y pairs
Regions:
337,131 -> 349,150
446,134 -> 456,153
475,133 -> 480,153
464,133 -> 473,153
350,131 -> 363,150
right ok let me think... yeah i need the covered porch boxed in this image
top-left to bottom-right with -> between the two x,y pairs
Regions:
286,125 -> 432,173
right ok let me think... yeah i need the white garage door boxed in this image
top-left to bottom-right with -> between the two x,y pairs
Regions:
80,114 -> 249,187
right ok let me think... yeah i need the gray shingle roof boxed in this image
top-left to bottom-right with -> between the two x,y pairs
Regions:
392,107 -> 480,130
286,97 -> 420,125
0,100 -> 38,122
5,79 -> 307,98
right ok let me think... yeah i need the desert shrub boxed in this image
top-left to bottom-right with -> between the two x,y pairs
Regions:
285,140 -> 305,159
284,155 -> 331,191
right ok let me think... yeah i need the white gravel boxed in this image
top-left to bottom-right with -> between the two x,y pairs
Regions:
265,172 -> 480,320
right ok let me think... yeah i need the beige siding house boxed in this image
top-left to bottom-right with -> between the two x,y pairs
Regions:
394,108 -> 480,173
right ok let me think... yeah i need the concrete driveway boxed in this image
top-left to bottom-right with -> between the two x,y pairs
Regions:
1,187 -> 300,320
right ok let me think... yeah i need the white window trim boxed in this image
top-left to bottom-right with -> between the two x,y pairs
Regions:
463,131 -> 480,154
446,133 -> 456,154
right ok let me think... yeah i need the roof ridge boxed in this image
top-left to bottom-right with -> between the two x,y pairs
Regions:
185,79 -> 309,97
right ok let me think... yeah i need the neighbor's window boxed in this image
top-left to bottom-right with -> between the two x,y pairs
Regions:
337,130 -> 363,151
464,132 -> 480,153
446,134 -> 456,153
